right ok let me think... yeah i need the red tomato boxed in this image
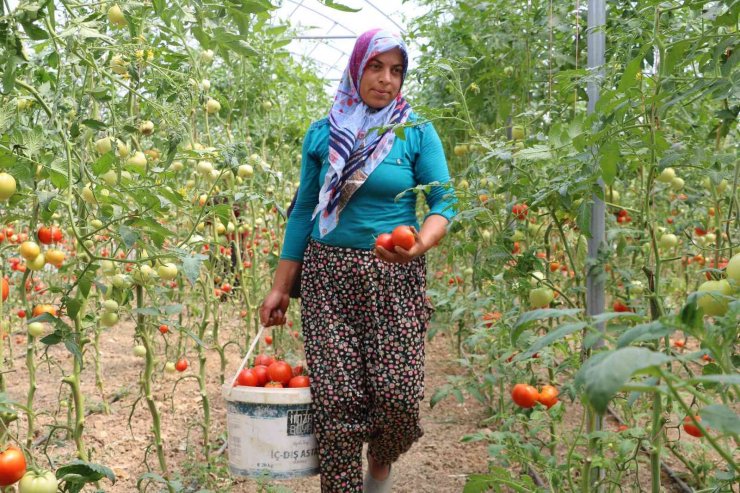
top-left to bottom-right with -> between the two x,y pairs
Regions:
511,383 -> 539,409
264,381 -> 284,388
264,335 -> 273,345
375,233 -> 395,251
292,364 -> 304,376
694,227 -> 707,237
0,445 -> 27,486
537,385 -> 559,409
391,226 -> 415,251
175,358 -> 188,372
17,310 -> 25,319
254,354 -> 274,367
237,369 -> 259,387
288,375 -> 310,388
512,203 -> 529,220
251,365 -> 269,386
51,227 -> 63,242
159,324 -> 169,334
221,283 -> 232,293
617,425 -> 629,432
268,361 -> 293,386
1,278 -> 7,302
683,416 -> 704,438
613,301 -> 631,312
36,226 -> 53,245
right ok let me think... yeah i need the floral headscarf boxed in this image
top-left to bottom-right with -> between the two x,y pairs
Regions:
312,29 -> 411,237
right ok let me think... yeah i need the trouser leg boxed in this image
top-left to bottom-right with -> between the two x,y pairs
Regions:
365,255 -> 431,465
301,242 -> 368,492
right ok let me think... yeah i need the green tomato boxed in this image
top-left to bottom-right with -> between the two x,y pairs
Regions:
697,280 -> 732,316
656,167 -> 676,183
27,253 -> 46,271
100,312 -> 119,327
133,345 -> 147,358
658,234 -> 678,249
27,322 -> 45,338
529,287 -> 554,308
18,469 -> 58,493
164,361 -> 176,373
511,125 -> 525,141
102,300 -> 118,312
157,263 -> 178,281
727,253 -> 740,283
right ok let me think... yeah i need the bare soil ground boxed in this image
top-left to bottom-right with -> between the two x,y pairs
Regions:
4,319 -> 490,492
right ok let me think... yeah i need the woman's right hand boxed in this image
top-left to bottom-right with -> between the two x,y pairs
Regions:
259,289 -> 290,327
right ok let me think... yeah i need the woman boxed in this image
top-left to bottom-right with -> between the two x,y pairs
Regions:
259,28 -> 456,493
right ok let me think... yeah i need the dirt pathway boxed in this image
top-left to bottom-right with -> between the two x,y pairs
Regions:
5,320 -> 489,492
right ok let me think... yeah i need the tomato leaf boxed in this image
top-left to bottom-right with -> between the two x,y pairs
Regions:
181,253 -> 207,285
118,225 -> 139,249
318,0 -> 361,13
576,348 -> 672,414
599,141 -> 619,186
430,384 -> 452,409
57,459 -> 116,485
616,321 -> 672,348
514,322 -> 588,362
514,308 -> 582,329
700,404 -> 740,436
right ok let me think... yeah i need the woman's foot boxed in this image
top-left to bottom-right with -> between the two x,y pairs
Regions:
367,453 -> 390,481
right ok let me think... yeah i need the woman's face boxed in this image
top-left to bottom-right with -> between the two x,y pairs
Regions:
358,48 -> 404,110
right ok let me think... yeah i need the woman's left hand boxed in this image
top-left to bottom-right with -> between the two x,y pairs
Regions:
375,226 -> 429,264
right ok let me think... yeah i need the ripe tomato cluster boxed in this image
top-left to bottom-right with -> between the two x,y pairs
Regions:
235,354 -> 309,389
614,208 -> 633,224
374,225 -> 416,252
511,383 -> 559,409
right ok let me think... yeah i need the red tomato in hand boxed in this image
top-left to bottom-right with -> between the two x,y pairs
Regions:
511,383 -> 539,409
254,354 -> 275,367
268,361 -> 293,386
237,368 -> 259,387
288,375 -> 310,388
375,233 -> 395,251
391,226 -> 415,251
251,365 -> 269,386
0,445 -> 26,486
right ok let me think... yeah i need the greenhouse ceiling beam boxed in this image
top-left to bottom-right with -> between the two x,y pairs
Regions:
284,0 -> 357,36
294,35 -> 358,39
362,0 -> 406,33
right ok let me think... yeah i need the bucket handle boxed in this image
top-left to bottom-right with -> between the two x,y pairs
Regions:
226,324 -> 265,397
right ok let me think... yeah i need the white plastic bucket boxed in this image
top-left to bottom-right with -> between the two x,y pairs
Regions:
222,327 -> 319,479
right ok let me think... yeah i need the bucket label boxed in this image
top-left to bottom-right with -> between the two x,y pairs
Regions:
287,409 -> 313,436
226,401 -> 319,478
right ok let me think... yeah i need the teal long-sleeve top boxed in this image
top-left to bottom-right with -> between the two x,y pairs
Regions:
280,114 -> 456,262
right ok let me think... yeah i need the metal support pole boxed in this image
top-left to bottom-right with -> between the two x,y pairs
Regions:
585,0 -> 606,489
586,2 -> 606,342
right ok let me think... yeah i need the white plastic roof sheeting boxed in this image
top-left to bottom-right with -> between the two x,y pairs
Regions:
275,0 -> 419,83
